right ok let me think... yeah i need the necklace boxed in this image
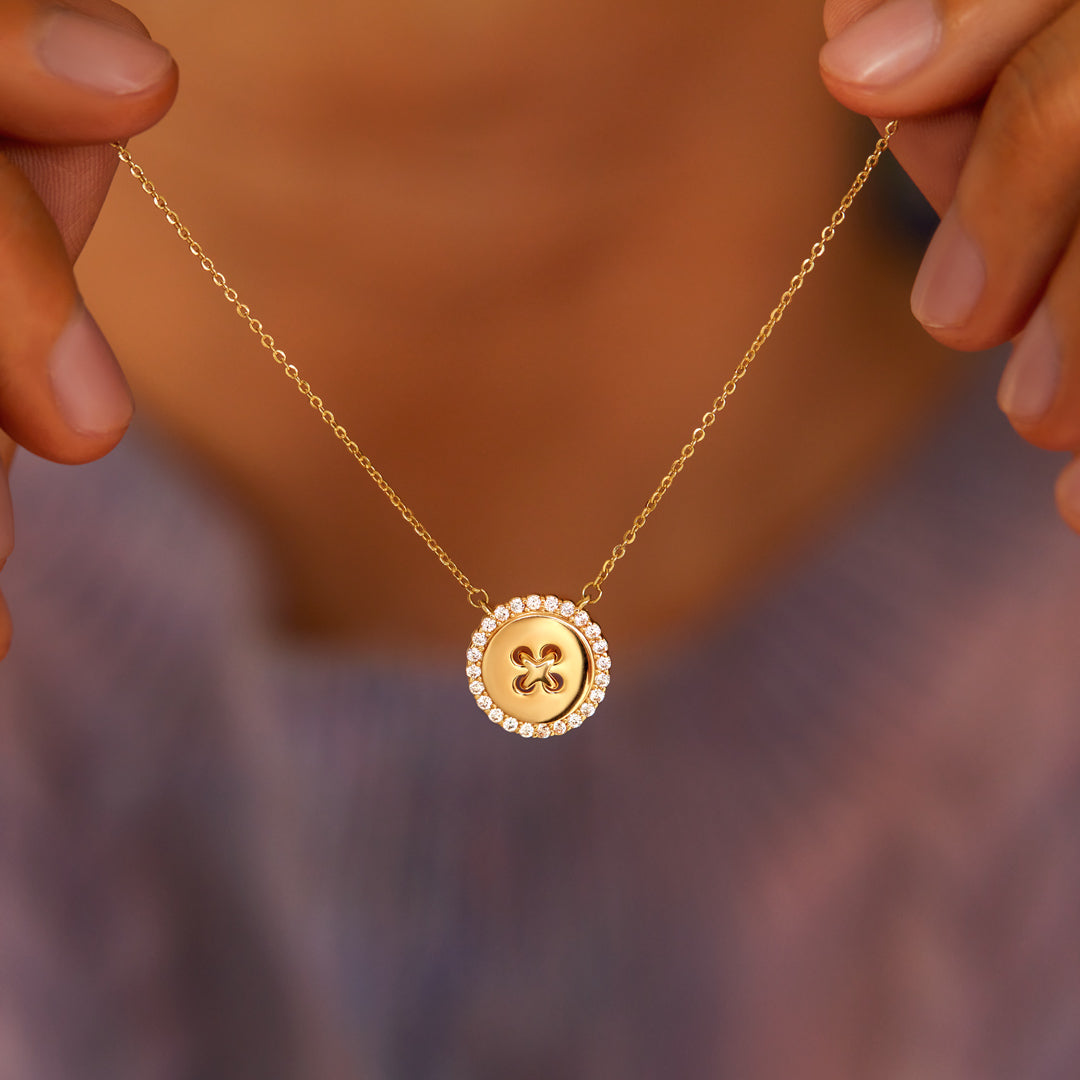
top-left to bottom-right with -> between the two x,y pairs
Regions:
113,119 -> 898,741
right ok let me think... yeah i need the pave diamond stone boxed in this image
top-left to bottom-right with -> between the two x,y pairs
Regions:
597,655 -> 612,671
585,623 -> 601,639
537,725 -> 553,738
544,595 -> 559,612
503,717 -> 519,732
519,723 -> 535,738
595,672 -> 610,687
552,720 -> 567,735
559,601 -> 576,618
526,594 -> 542,610
466,664 -> 481,679
590,688 -> 605,704
478,695 -> 493,711
567,713 -> 583,728
489,708 -> 504,723
594,638 -> 608,653
467,647 -> 482,663
573,610 -> 589,627
469,681 -> 485,696
509,597 -> 524,614
580,703 -> 596,718
481,617 -> 497,634
494,605 -> 510,622
472,631 -> 487,647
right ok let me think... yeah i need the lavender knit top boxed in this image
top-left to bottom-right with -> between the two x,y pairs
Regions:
2,377 -> 1080,1079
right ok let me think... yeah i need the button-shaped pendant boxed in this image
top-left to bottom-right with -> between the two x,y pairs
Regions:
465,595 -> 611,738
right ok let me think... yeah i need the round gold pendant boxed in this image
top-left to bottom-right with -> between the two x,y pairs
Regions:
465,595 -> 611,739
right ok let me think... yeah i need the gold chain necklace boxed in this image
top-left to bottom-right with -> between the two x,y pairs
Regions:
113,119 -> 898,741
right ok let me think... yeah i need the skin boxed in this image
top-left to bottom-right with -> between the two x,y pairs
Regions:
0,0 -> 1078,658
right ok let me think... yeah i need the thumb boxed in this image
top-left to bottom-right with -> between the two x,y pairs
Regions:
818,0 -> 1069,214
820,0 -> 982,214
0,0 -> 178,259
0,0 -> 176,465
1,140 -> 119,261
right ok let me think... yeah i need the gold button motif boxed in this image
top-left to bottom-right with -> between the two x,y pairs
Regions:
466,595 -> 611,739
482,616 -> 592,724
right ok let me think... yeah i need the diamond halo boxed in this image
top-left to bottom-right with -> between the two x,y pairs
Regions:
466,595 -> 610,739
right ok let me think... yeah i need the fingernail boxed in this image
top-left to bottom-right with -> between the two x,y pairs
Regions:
998,305 -> 1062,425
36,8 -> 173,95
49,306 -> 133,437
910,207 -> 985,329
820,0 -> 942,87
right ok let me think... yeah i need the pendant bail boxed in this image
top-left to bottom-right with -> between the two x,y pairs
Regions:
467,595 -> 611,739
579,581 -> 603,608
467,587 -> 492,614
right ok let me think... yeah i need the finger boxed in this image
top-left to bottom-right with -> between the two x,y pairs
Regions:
1056,455 -> 1080,534
0,431 -> 12,663
0,0 -> 177,144
823,1 -> 1080,352
0,589 -> 11,662
0,429 -> 13,466
0,0 -> 177,259
0,0 -> 176,465
996,225 -> 1080,453
0,430 -> 12,573
1,140 -> 119,261
906,3 -> 1080,351
865,110 -> 977,216
0,432 -> 14,661
0,151 -> 133,463
819,0 -> 1070,217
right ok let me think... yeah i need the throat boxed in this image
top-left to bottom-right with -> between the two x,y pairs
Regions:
84,44 -> 954,658
226,272 -> 966,658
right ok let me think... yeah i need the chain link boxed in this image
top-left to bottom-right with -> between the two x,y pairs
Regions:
112,143 -> 493,614
578,120 -> 899,606
114,120 -> 897,616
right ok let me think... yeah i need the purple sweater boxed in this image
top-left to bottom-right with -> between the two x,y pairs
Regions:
2,378 -> 1080,1079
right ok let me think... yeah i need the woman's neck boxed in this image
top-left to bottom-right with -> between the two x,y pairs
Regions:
82,0 -> 970,652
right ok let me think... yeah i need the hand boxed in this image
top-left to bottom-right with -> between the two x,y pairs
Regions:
0,0 -> 176,657
820,0 -> 1080,534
